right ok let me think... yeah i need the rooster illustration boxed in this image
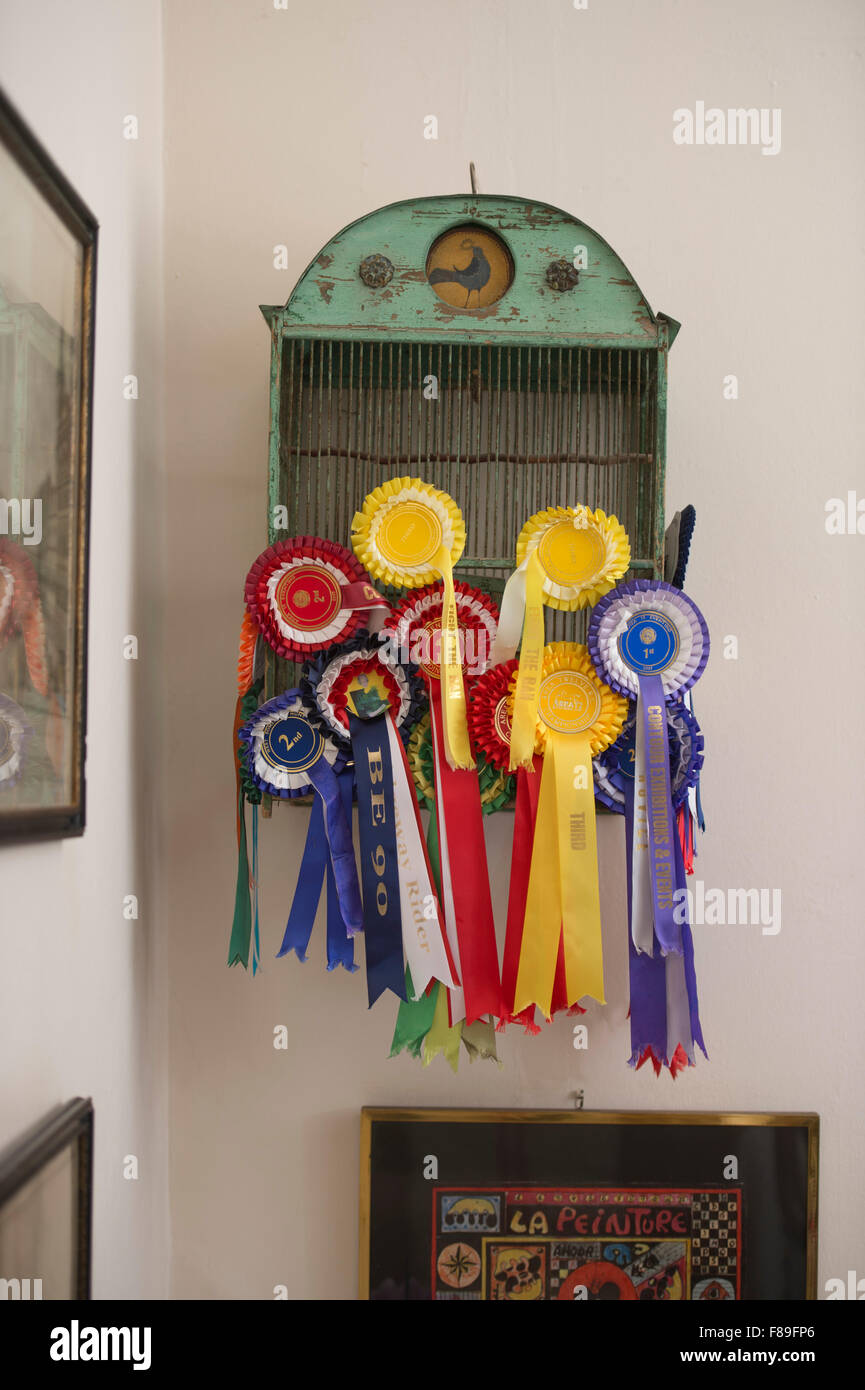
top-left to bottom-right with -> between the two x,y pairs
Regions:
428,238 -> 491,307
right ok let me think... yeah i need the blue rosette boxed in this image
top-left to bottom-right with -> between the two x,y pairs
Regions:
594,700 -> 704,815
239,688 -> 349,799
239,688 -> 362,970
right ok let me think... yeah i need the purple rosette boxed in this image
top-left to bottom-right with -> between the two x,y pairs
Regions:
587,578 -> 710,701
594,699 -> 704,815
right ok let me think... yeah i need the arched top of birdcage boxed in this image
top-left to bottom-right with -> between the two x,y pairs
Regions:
261,194 -> 679,349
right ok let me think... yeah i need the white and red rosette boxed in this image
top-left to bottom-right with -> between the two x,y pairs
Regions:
381,581 -> 499,684
243,536 -> 388,663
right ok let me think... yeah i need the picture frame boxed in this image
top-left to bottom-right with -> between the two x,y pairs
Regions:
0,85 -> 97,840
359,1107 -> 819,1301
0,1097 -> 94,1300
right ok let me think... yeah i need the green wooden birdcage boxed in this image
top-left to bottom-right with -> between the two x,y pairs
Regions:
257,192 -> 679,806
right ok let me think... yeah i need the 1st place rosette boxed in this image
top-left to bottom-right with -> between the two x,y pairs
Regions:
492,506 -> 630,771
351,478 -> 473,770
588,579 -> 709,959
303,636 -> 456,1008
244,536 -> 389,663
239,689 -> 362,967
512,643 -> 627,1017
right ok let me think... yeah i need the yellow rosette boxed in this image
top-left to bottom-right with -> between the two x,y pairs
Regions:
513,642 -> 628,1018
493,505 -> 630,771
351,477 -> 473,770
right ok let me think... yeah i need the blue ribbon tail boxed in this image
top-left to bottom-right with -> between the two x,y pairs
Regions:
277,794 -> 327,961
326,771 -> 358,972
349,713 -> 406,1007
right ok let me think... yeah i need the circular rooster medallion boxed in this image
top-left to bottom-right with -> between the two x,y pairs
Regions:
426,225 -> 513,310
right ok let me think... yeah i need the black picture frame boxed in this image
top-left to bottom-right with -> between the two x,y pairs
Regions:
0,85 -> 97,840
0,1097 -> 93,1300
360,1107 -> 819,1301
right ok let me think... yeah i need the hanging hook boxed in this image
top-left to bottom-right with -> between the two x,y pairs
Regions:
469,161 -> 479,195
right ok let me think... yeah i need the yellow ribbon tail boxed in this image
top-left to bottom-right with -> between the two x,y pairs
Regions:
435,546 -> 474,770
509,549 -> 546,771
422,983 -> 462,1072
513,752 -> 560,1017
555,732 -> 605,1006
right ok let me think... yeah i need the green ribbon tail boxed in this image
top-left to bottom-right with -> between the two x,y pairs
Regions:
390,967 -> 439,1059
462,1017 -> 502,1066
228,786 -> 252,968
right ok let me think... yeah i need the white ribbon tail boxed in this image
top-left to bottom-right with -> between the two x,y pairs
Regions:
489,559 -> 527,666
386,718 -> 455,998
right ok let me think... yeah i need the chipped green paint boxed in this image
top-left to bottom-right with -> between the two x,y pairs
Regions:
260,194 -> 679,348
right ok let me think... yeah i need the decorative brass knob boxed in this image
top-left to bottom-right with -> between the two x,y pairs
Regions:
545,259 -> 580,291
359,254 -> 394,288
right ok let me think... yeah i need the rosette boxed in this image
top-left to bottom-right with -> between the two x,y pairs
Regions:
0,539 -> 48,697
588,580 -> 710,1074
303,634 -> 425,749
0,693 -> 32,789
382,582 -> 502,1026
593,700 -> 704,816
513,643 -> 627,1019
238,689 -> 362,974
490,507 -> 630,771
351,478 -> 473,770
243,536 -> 388,663
302,636 -> 453,1008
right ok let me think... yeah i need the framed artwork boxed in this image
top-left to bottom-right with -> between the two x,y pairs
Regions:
0,86 -> 97,839
360,1108 -> 819,1301
0,1097 -> 93,1300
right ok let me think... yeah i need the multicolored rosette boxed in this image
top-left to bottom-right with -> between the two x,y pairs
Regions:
410,712 -> 514,815
381,581 -> 503,1027
238,688 -> 362,976
351,478 -> 473,770
588,579 -> 710,1076
302,633 -> 426,752
0,693 -> 32,789
491,506 -> 630,771
0,539 -> 48,696
301,635 -> 454,1008
511,642 -> 627,1019
243,536 -> 389,663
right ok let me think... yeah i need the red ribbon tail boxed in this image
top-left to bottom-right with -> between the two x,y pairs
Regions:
430,686 -> 501,1023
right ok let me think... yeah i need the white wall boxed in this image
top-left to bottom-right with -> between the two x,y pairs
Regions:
0,1 -> 168,1298
162,0 -> 865,1300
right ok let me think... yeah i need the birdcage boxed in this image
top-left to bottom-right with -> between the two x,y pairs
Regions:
258,193 -> 679,794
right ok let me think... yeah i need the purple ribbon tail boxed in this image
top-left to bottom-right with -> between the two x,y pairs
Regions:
639,673 -> 682,956
674,828 -> 708,1060
625,780 -> 667,1069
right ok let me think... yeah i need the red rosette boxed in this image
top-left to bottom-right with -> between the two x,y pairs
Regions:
381,581 -> 499,684
244,536 -> 385,662
466,658 -> 518,772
